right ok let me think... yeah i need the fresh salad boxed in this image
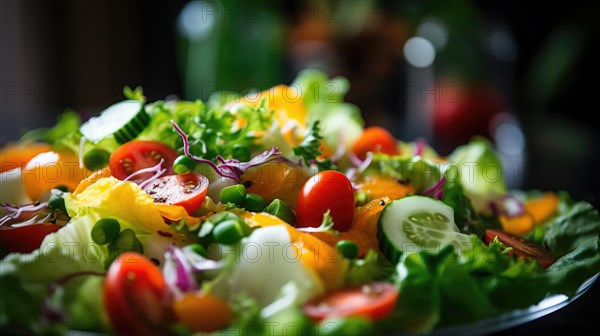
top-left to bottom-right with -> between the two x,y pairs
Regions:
1,70 -> 599,336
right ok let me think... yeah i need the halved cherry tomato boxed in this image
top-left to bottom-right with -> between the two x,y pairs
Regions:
295,170 -> 355,232
109,141 -> 177,181
0,224 -> 60,254
352,126 -> 399,160
143,173 -> 209,215
304,282 -> 398,321
104,252 -> 174,336
485,229 -> 556,268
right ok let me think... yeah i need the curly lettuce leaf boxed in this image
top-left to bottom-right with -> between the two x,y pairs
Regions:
344,249 -> 394,286
64,177 -> 179,237
1,177 -> 196,332
139,99 -> 274,162
363,153 -> 441,192
292,70 -> 364,166
385,233 -> 600,333
293,121 -> 337,171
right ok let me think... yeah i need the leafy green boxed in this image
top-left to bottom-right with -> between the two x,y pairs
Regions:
19,110 -> 81,144
385,234 -> 600,332
221,294 -> 264,336
316,317 -> 373,336
0,274 -> 40,330
345,249 -> 394,286
363,154 -> 441,192
446,137 -> 507,213
292,70 -> 364,168
0,215 -> 108,332
297,210 -> 337,234
544,201 -> 600,257
293,121 -> 337,171
123,86 -> 146,103
293,69 -> 350,113
442,184 -> 500,237
0,177 -> 183,332
140,99 -> 274,162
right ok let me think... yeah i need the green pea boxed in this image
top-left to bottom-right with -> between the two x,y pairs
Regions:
243,193 -> 266,212
354,191 -> 368,206
220,184 -> 247,205
336,240 -> 359,259
213,219 -> 250,245
53,185 -> 69,192
265,199 -> 296,225
189,243 -> 207,257
173,155 -> 196,174
91,218 -> 121,245
47,193 -> 67,214
84,148 -> 110,171
108,229 -> 143,254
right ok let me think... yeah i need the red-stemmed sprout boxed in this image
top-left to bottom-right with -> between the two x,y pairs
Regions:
170,120 -> 282,182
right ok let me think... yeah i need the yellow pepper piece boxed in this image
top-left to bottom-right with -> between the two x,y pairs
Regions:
313,197 -> 389,257
173,292 -> 232,332
241,85 -> 307,146
499,213 -> 535,236
155,203 -> 201,229
524,192 -> 559,224
74,167 -> 112,194
359,175 -> 415,200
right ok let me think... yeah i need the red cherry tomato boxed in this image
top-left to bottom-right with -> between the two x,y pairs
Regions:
352,126 -> 399,160
104,252 -> 174,336
0,224 -> 60,254
109,141 -> 178,181
295,170 -> 355,232
485,229 -> 556,268
304,282 -> 398,321
143,173 -> 209,215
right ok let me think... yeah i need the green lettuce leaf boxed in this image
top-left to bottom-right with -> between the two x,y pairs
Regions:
140,99 -> 274,161
441,183 -> 500,237
0,177 -> 186,332
386,233 -> 600,332
363,154 -> 441,192
446,137 -> 507,213
19,110 -> 81,144
0,215 -> 108,332
544,201 -> 600,257
344,249 -> 394,286
293,121 -> 337,171
292,70 -> 364,167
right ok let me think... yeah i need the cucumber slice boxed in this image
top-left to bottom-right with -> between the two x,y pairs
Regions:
378,196 -> 470,263
80,100 -> 150,143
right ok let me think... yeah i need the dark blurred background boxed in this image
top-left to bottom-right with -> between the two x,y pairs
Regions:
1,1 -> 599,332
2,0 -> 598,206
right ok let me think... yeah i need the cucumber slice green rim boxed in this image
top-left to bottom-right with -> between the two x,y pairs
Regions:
80,100 -> 150,143
378,196 -> 471,263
